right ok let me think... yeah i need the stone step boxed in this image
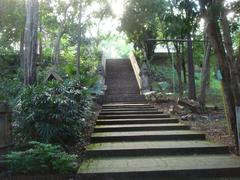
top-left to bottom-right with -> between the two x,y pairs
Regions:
106,76 -> 138,80
91,130 -> 206,143
98,114 -> 170,119
106,90 -> 140,94
102,107 -> 153,110
106,87 -> 140,90
105,59 -> 143,104
101,108 -> 157,112
102,104 -> 153,108
86,140 -> 230,157
94,123 -> 190,132
106,86 -> 139,91
107,88 -> 139,91
105,96 -> 146,103
79,57 -> 240,179
99,111 -> 163,115
96,118 -> 179,125
105,91 -> 141,94
78,154 -> 240,179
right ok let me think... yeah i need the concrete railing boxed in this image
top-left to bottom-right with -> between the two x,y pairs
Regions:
95,53 -> 107,104
129,52 -> 142,91
101,54 -> 107,77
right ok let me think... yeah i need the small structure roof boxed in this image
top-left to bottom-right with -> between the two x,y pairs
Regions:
44,69 -> 63,82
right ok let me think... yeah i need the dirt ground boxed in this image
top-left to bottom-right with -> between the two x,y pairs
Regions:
152,101 -> 235,147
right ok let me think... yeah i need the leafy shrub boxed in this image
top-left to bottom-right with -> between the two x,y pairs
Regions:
0,55 -> 22,103
14,78 -> 93,144
6,141 -> 77,174
62,47 -> 100,77
0,76 -> 22,103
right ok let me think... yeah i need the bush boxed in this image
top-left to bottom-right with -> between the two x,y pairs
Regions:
14,78 -> 93,144
0,76 -> 22,103
0,54 -> 22,103
6,141 -> 77,174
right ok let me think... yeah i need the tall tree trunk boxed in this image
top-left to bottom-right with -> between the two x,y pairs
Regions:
205,9 -> 239,153
96,9 -> 106,48
181,42 -> 187,84
166,42 -> 176,92
237,47 -> 240,81
76,39 -> 81,75
221,8 -> 240,107
166,42 -> 173,63
187,33 -> 196,100
76,0 -> 82,75
20,30 -> 25,69
52,3 -> 70,67
23,0 -> 39,85
174,43 -> 183,96
199,35 -> 211,111
39,11 -> 43,62
53,28 -> 64,67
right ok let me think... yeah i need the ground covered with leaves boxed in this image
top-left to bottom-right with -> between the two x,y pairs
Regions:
152,101 -> 234,147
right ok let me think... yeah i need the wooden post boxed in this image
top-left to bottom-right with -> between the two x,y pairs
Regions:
0,102 -> 12,147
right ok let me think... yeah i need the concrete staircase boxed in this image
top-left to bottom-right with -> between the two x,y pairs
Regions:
78,104 -> 240,179
104,59 -> 145,103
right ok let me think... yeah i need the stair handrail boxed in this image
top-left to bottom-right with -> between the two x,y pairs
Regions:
129,52 -> 142,91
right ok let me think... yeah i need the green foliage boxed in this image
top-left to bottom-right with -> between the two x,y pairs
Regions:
150,63 -> 223,107
99,34 -> 133,58
6,141 -> 77,174
195,67 -> 223,107
14,78 -> 93,144
0,54 -> 22,103
149,64 -> 176,82
0,0 -> 25,53
0,76 -> 22,103
121,0 -> 167,60
162,0 -> 198,39
61,44 -> 100,77
192,39 -> 204,66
